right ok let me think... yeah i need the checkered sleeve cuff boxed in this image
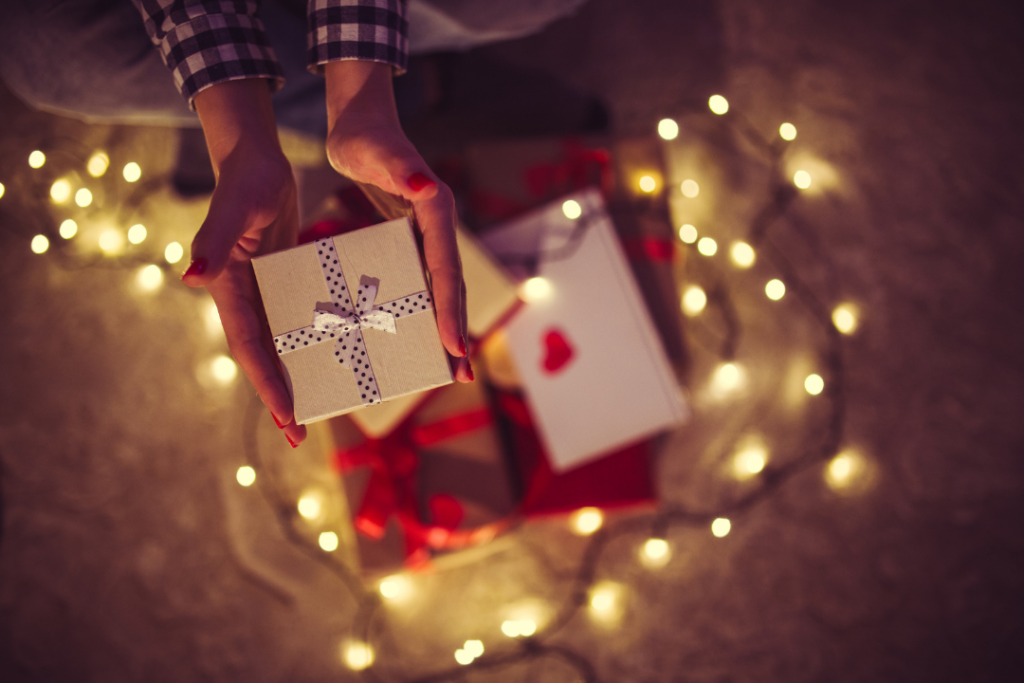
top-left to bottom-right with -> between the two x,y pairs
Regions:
307,0 -> 409,75
132,0 -> 286,110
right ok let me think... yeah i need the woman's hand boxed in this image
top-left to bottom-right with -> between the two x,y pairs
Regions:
324,61 -> 472,382
183,79 -> 308,447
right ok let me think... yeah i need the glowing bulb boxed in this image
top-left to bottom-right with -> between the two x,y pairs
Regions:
28,151 -> 45,168
793,170 -> 812,189
562,199 -> 582,219
804,373 -> 824,395
710,362 -> 746,398
123,162 -> 142,182
697,237 -> 717,256
730,241 -> 756,268
765,279 -> 786,300
570,507 -> 603,535
464,640 -> 484,658
318,531 -> 339,552
824,449 -> 869,492
733,438 -> 768,479
680,179 -> 700,198
639,175 -> 656,193
832,303 -> 859,334
136,264 -> 164,292
779,123 -> 797,141
521,276 -> 551,302
590,591 -> 614,612
0,182 -> 5,199
711,518 -> 731,537
679,224 -> 698,243
210,355 -> 237,384
297,491 -> 323,520
31,235 -> 50,254
708,95 -> 729,114
50,179 -> 72,203
588,582 -> 621,616
87,152 -> 110,177
657,118 -> 679,140
454,649 -> 474,665
342,640 -> 374,670
518,619 -> 536,636
379,574 -> 411,600
164,241 -> 184,264
643,538 -> 669,560
127,223 -> 147,244
501,621 -> 521,637
98,229 -> 125,255
75,188 -> 93,207
236,466 -> 256,487
59,219 -> 78,239
681,285 -> 707,316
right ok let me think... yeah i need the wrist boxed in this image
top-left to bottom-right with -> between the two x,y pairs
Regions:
325,61 -> 400,134
194,79 -> 285,176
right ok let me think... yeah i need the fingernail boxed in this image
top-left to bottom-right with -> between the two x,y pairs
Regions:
183,258 -> 207,279
286,434 -> 298,449
408,173 -> 435,192
271,413 -> 285,429
458,335 -> 467,357
466,361 -> 475,382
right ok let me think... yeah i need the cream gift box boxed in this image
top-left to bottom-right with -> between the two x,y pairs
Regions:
252,218 -> 453,425
480,188 -> 689,471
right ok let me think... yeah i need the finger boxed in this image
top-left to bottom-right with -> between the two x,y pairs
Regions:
182,180 -> 258,288
454,279 -> 474,383
414,184 -> 466,359
283,421 -> 308,448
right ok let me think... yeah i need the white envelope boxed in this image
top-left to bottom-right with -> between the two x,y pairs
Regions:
481,188 -> 688,471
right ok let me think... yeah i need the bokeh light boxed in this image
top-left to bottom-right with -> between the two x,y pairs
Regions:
297,490 -> 324,520
98,229 -> 125,255
454,649 -> 474,665
127,224 -> 147,244
679,224 -> 698,243
765,279 -> 786,300
28,151 -> 46,168
379,574 -> 411,601
779,123 -> 797,141
680,179 -> 700,198
639,175 -> 656,193
87,152 -> 110,177
570,507 -> 603,535
793,170 -> 812,189
50,179 -> 72,203
341,640 -> 374,670
164,241 -> 184,264
709,362 -> 746,399
0,182 -> 5,199
640,538 -> 671,569
824,449 -> 873,494
521,276 -> 551,302
562,199 -> 582,219
730,241 -> 756,268
123,162 -> 142,182
136,265 -> 164,292
832,303 -> 859,334
464,640 -> 484,658
697,237 -> 717,256
210,355 -> 237,384
75,188 -> 93,207
732,436 -> 768,480
236,466 -> 256,487
805,373 -> 825,395
318,531 -> 339,552
711,518 -> 731,537
708,95 -> 729,115
31,235 -> 50,254
59,219 -> 78,239
681,285 -> 707,316
657,118 -> 679,140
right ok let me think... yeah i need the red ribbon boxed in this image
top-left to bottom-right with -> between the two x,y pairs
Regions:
621,236 -> 678,263
524,139 -> 614,200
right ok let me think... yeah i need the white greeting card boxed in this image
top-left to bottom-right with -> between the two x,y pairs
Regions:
481,189 -> 688,471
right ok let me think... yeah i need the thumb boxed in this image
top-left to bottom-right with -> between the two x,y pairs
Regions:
181,180 -> 255,287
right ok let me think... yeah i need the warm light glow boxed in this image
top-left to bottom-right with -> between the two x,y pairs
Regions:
697,237 -> 717,256
730,241 -> 756,268
680,179 -> 700,198
562,199 -> 582,219
379,574 -> 411,601
501,620 -> 521,637
59,219 -> 78,239
832,303 -> 859,334
521,276 -> 552,302
824,449 -> 871,493
164,241 -> 184,264
454,649 -> 474,666
210,355 -> 237,384
98,229 -> 125,255
0,182 -> 5,199
236,466 -> 256,487
127,223 -> 147,244
136,264 -> 164,292
640,538 -> 671,569
29,151 -> 46,168
710,362 -> 746,398
679,224 -> 698,243
464,640 -> 484,658
711,518 -> 731,537
708,95 -> 729,115
805,373 -> 825,395
502,618 -> 538,638
570,507 -> 603,535
203,299 -> 224,337
518,619 -> 537,636
342,640 -> 374,670
50,179 -> 72,203
681,285 -> 707,316
793,170 -> 812,189
31,235 -> 50,254
588,581 -> 623,621
75,188 -> 93,207
123,162 -> 142,182
779,123 -> 797,141
765,279 -> 786,300
297,490 -> 324,520
639,175 -> 656,193
732,437 -> 768,479
318,531 -> 339,552
87,152 -> 110,177
657,118 -> 679,140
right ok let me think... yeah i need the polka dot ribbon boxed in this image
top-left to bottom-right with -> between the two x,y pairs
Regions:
273,238 -> 434,406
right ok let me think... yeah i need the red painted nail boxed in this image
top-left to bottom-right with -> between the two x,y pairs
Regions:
183,258 -> 207,278
271,413 -> 285,429
458,335 -> 467,357
408,173 -> 435,192
286,434 -> 298,449
466,362 -> 475,382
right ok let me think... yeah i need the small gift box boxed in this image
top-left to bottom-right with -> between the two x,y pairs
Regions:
252,218 -> 453,425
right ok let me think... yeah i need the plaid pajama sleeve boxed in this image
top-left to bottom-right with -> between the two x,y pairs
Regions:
307,0 -> 409,75
131,0 -> 286,109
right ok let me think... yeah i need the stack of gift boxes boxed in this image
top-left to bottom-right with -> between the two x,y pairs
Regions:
254,136 -> 690,577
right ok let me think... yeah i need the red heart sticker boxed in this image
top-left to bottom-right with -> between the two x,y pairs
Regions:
541,328 -> 576,375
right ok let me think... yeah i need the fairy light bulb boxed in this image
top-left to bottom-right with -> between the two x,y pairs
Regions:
658,118 -> 679,140
680,179 -> 700,198
562,199 -> 582,219
587,581 -> 624,623
521,276 -> 551,302
832,303 -> 859,334
779,123 -> 797,140
0,182 -> 5,199
679,224 -> 698,243
127,224 -> 147,244
730,241 -> 755,268
709,362 -> 746,399
28,151 -> 46,168
75,188 -> 93,207
765,279 -> 786,300
210,355 -> 237,384
454,649 -> 474,665
732,437 -> 768,480
640,538 -> 671,569
824,449 -> 872,494
711,518 -> 731,537
342,641 -> 374,670
31,235 -> 50,254
123,162 -> 142,182
681,285 -> 707,316
793,170 -> 812,189
804,373 -> 825,395
570,507 -> 603,535
87,152 -> 110,177
318,531 -> 339,552
697,237 -> 717,256
98,229 -> 125,255
164,241 -> 184,264
464,640 -> 484,658
639,175 -> 656,193
236,466 -> 256,487
708,95 -> 729,114
136,264 -> 164,292
59,219 -> 78,239
379,574 -> 412,601
50,179 -> 72,203
297,490 -> 324,520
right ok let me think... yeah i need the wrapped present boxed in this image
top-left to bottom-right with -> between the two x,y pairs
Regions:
479,188 -> 688,472
326,379 -> 519,576
252,218 -> 453,425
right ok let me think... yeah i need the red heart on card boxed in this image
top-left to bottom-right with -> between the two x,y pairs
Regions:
541,328 -> 576,374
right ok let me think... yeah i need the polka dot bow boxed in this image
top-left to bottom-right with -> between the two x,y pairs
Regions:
273,238 -> 434,406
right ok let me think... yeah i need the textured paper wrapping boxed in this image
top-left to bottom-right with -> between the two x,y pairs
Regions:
253,218 -> 452,425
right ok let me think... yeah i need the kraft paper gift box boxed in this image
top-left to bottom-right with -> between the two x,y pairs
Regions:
479,188 -> 689,472
252,217 -> 453,425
